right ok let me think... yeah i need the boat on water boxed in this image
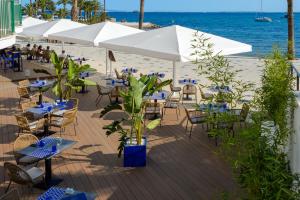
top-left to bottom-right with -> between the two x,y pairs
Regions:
255,0 -> 272,22
255,17 -> 272,22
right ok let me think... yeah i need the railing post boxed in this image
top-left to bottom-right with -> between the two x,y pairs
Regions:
297,75 -> 299,91
10,0 -> 15,33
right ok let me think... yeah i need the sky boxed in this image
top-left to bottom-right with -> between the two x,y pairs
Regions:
106,0 -> 300,12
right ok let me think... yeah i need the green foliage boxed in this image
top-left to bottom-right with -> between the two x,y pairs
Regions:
50,52 -> 64,101
192,33 -> 299,199
64,59 -> 96,99
101,75 -> 171,157
41,13 -> 52,20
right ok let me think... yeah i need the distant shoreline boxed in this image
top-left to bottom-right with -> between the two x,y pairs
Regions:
107,11 -> 300,14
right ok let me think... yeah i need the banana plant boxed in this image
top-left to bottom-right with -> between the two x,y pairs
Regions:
100,75 -> 172,157
50,52 -> 65,102
64,59 -> 97,99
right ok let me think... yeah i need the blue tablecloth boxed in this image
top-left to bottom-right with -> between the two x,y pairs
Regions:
38,187 -> 96,200
208,85 -> 231,93
178,79 -> 197,85
144,90 -> 169,100
30,80 -> 52,88
27,101 -> 73,116
198,103 -> 229,113
147,72 -> 165,78
122,67 -> 137,73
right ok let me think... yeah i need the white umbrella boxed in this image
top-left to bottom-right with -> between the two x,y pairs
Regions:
20,19 -> 86,39
15,17 -> 47,34
48,21 -> 144,75
99,25 -> 252,84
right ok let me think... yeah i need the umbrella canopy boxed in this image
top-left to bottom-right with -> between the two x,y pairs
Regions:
15,17 -> 47,33
20,19 -> 86,39
99,25 -> 252,83
100,25 -> 252,62
48,21 -> 144,46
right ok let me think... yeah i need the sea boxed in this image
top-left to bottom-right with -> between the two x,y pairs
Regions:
108,12 -> 300,57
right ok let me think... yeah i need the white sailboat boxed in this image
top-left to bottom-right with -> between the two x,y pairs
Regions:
255,0 -> 272,22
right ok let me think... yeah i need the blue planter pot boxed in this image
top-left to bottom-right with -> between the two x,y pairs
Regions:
124,137 -> 147,167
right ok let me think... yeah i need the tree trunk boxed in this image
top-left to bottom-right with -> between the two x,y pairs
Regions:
103,0 -> 106,13
71,0 -> 78,21
138,0 -> 144,29
29,0 -> 33,16
287,0 -> 295,60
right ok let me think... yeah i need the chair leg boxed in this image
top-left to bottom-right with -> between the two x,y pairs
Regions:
5,180 -> 12,193
74,123 -> 77,136
96,95 -> 103,106
95,94 -> 100,103
108,95 -> 112,103
185,120 -> 189,132
176,108 -> 179,120
189,124 -> 193,137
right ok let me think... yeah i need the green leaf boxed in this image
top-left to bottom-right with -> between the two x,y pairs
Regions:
146,119 -> 161,130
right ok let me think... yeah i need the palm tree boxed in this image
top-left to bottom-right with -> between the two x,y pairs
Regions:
287,0 -> 295,60
71,0 -> 78,21
138,0 -> 144,29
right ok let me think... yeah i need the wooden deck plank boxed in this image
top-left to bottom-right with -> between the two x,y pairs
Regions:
0,61 -> 239,199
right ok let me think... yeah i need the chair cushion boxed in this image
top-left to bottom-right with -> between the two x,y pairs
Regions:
26,167 -> 44,181
28,121 -> 38,129
172,87 -> 181,92
51,118 -> 63,126
19,156 -> 40,165
52,110 -> 65,116
164,102 -> 178,108
190,117 -> 206,123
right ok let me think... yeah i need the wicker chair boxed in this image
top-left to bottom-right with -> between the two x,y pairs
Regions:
4,162 -> 45,193
182,85 -> 197,103
199,86 -> 213,102
13,134 -> 40,166
115,69 -> 123,80
15,115 -> 45,135
231,103 -> 250,127
20,101 -> 36,113
51,98 -> 79,125
144,102 -> 163,127
163,94 -> 182,120
0,189 -> 20,200
170,80 -> 181,93
96,84 -> 112,106
50,108 -> 78,136
184,108 -> 207,137
16,86 -> 38,104
18,79 -> 30,87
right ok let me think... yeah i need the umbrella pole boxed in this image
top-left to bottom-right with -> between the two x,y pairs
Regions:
105,48 -> 108,76
173,61 -> 177,86
62,42 -> 64,51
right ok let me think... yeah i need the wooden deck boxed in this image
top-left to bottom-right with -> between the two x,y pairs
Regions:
0,61 -> 239,199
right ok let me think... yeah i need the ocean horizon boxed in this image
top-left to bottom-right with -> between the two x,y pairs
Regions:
108,12 -> 300,57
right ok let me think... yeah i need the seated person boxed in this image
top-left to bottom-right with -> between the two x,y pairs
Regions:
42,46 -> 51,63
59,50 -> 68,68
29,44 -> 38,60
36,45 -> 44,60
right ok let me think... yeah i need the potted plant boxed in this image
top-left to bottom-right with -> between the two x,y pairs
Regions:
63,59 -> 96,99
50,52 -> 65,102
100,75 -> 171,167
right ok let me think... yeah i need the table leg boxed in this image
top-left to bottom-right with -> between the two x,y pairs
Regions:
45,158 -> 52,184
38,93 -> 43,105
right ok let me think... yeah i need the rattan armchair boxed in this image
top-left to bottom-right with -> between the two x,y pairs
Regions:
199,86 -> 213,103
170,80 -> 182,93
13,134 -> 40,166
50,108 -> 78,136
20,101 -> 36,113
182,85 -> 197,103
231,103 -> 250,127
16,86 -> 38,104
163,94 -> 182,120
184,108 -> 207,137
0,189 -> 20,200
15,115 -> 45,135
4,162 -> 45,193
18,79 -> 30,87
96,84 -> 112,106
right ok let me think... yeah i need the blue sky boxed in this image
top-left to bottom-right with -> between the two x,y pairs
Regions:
106,0 -> 300,12
22,0 -> 300,12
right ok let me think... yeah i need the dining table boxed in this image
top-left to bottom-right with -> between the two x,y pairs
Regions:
17,137 -> 77,189
27,101 -> 73,135
29,80 -> 54,105
106,79 -> 128,103
78,71 -> 94,93
38,187 -> 97,200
